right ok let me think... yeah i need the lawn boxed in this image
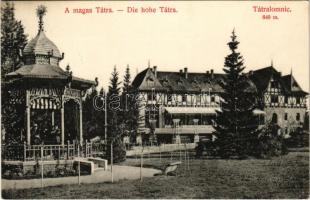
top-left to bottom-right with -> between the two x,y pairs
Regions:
2,149 -> 309,199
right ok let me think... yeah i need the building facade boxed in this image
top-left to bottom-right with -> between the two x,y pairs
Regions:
131,65 -> 308,144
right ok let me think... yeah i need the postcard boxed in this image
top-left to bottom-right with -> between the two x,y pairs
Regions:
1,1 -> 309,199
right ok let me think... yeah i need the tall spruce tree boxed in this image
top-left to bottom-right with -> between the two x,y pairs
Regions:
82,83 -> 106,141
1,2 -> 27,74
121,65 -> 140,144
1,2 -> 28,144
213,30 -> 258,158
106,66 -> 126,163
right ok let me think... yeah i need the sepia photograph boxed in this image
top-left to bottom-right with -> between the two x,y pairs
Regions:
1,1 -> 309,199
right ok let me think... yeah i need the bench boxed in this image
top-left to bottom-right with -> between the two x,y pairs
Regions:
87,157 -> 108,170
155,161 -> 182,176
73,159 -> 95,175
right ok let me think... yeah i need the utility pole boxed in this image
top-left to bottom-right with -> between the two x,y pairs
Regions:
111,140 -> 113,183
103,90 -> 107,148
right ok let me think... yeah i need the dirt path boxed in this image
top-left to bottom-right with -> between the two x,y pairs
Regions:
2,165 -> 161,190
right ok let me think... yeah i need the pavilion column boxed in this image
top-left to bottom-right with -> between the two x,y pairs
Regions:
61,105 -> 65,146
79,102 -> 83,145
26,91 -> 31,145
51,111 -> 55,126
26,106 -> 31,145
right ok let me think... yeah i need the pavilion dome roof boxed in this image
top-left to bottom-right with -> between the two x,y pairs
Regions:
23,30 -> 62,58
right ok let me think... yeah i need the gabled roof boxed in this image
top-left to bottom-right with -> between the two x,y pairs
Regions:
132,65 -> 307,96
132,67 -> 256,93
282,74 -> 308,95
248,66 -> 307,95
131,68 -> 148,88
248,66 -> 276,92
156,71 -> 226,93
132,68 -> 166,91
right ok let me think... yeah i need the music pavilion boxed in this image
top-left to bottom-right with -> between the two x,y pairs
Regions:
4,9 -> 96,147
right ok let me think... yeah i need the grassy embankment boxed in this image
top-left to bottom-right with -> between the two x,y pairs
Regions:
2,149 -> 309,199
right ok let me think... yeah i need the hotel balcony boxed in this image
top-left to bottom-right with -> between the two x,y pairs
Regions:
155,125 -> 215,135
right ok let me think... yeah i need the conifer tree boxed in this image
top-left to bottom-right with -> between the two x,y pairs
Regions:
1,2 -> 27,75
1,2 -> 28,144
82,82 -> 106,141
121,65 -> 140,144
106,66 -> 126,163
213,30 -> 258,158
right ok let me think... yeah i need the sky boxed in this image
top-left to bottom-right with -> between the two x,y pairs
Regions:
12,1 -> 309,91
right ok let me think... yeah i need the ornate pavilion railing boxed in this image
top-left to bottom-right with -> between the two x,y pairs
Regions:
1,141 -> 105,161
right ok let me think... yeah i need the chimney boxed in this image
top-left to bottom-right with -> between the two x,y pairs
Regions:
184,67 -> 188,79
179,69 -> 183,75
210,69 -> 214,79
206,70 -> 210,76
153,66 -> 157,78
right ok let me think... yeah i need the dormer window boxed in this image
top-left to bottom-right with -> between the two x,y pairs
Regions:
147,77 -> 154,86
147,77 -> 154,81
205,79 -> 212,84
192,79 -> 198,85
292,81 -> 298,88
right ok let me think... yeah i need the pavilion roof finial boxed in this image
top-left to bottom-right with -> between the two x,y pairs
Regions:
36,5 -> 47,33
271,59 -> 273,67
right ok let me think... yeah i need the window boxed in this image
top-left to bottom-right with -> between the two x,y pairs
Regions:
211,96 -> 215,102
196,94 -> 201,104
284,96 -> 288,104
284,113 -> 288,120
167,94 -> 172,102
272,113 -> 278,124
147,89 -> 156,101
271,95 -> 278,103
296,97 -> 300,104
296,113 -> 300,121
182,94 -> 186,102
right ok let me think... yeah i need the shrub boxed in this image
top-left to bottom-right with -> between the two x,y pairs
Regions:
286,127 -> 309,148
255,122 -> 288,158
106,137 -> 126,163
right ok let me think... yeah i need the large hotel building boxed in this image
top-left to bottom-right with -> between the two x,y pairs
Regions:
131,65 -> 308,144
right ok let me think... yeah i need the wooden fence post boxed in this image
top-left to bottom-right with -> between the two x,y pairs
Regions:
111,141 -> 113,183
90,141 -> 92,157
24,142 -> 27,161
67,140 -> 69,160
78,144 -> 80,185
58,146 -> 60,160
140,149 -> 143,182
41,146 -> 44,188
159,145 -> 161,163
